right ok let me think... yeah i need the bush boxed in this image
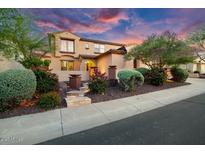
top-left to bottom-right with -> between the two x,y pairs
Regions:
147,67 -> 166,86
43,60 -> 51,67
0,69 -> 36,112
0,57 -> 25,73
34,69 -> 59,93
37,92 -> 60,110
21,56 -> 51,69
88,68 -> 107,94
171,66 -> 189,82
135,67 -> 149,76
117,70 -> 144,92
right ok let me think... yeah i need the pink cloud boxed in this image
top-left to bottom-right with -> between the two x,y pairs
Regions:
72,23 -> 112,33
114,37 -> 143,45
56,16 -> 113,33
94,9 -> 128,24
35,20 -> 64,31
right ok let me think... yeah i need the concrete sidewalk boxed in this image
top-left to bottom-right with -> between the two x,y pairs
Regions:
0,78 -> 205,145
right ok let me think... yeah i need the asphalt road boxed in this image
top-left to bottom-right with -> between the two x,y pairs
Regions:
40,93 -> 205,145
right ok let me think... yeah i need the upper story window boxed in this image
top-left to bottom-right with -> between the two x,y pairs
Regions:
60,39 -> 74,53
94,44 -> 105,53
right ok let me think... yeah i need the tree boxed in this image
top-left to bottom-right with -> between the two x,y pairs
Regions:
125,31 -> 194,69
187,25 -> 205,62
0,8 -> 48,60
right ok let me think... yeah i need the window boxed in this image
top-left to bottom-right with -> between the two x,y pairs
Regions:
94,44 -> 105,53
60,39 -> 74,52
61,60 -> 74,71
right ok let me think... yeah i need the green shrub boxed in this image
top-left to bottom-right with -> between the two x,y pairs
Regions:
88,68 -> 107,94
43,60 -> 51,67
0,57 -> 25,73
37,92 -> 60,110
117,70 -> 144,92
135,67 -> 149,76
147,67 -> 166,86
171,66 -> 189,82
21,56 -> 50,69
34,69 -> 59,93
0,69 -> 36,112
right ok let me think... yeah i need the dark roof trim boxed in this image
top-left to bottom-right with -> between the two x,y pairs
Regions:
96,48 -> 127,59
79,54 -> 97,59
80,38 -> 125,46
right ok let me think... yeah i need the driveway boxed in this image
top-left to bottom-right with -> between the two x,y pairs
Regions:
40,93 -> 205,145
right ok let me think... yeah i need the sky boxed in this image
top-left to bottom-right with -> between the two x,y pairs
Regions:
21,8 -> 205,44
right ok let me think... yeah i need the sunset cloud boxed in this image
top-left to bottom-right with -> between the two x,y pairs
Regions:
94,8 -> 128,24
35,20 -> 64,31
114,37 -> 143,45
22,8 -> 205,44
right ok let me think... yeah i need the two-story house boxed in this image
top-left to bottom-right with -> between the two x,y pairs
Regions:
41,31 -> 135,81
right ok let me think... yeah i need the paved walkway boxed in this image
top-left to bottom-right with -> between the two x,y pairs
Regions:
0,78 -> 205,145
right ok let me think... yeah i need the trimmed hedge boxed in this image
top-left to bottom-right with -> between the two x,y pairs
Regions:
135,67 -> 149,76
37,92 -> 60,110
117,70 -> 144,92
171,66 -> 189,82
0,69 -> 36,112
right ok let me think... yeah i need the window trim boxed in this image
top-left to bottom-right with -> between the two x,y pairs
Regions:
94,43 -> 105,53
60,38 -> 75,54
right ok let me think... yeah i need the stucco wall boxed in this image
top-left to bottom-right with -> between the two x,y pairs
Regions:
96,53 -> 138,78
96,54 -> 112,76
43,55 -> 90,81
201,64 -> 205,73
53,31 -> 122,58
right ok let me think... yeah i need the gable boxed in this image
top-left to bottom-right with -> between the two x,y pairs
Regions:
53,31 -> 80,40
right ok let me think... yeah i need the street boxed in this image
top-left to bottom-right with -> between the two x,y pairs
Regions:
40,93 -> 205,145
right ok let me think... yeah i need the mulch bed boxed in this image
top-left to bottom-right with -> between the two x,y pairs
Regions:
86,81 -> 191,103
0,94 -> 67,120
0,81 -> 190,119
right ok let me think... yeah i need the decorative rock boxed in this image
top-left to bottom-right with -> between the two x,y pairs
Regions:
65,96 -> 91,108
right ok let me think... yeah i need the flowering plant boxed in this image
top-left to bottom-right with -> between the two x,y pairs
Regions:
89,68 -> 107,94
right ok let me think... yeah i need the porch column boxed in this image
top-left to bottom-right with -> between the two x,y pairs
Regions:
69,74 -> 81,89
108,65 -> 118,86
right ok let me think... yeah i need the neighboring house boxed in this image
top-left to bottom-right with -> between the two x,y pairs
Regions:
41,31 -> 135,81
181,51 -> 205,74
